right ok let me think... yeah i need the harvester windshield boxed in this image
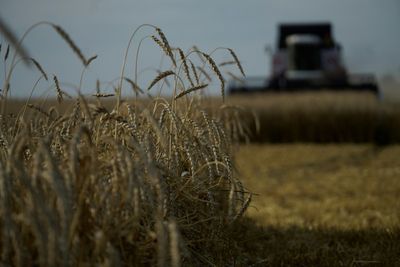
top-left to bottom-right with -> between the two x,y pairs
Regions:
287,35 -> 321,71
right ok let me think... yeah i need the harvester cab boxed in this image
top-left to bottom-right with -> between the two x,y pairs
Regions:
228,22 -> 379,95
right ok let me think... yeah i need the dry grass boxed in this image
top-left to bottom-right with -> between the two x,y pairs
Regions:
235,144 -> 400,266
0,23 -> 253,266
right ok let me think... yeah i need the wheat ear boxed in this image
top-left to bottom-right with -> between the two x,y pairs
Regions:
4,44 -> 10,61
0,17 -> 30,62
232,193 -> 252,222
96,79 -> 100,94
226,71 -> 244,83
201,52 -> 225,101
27,104 -> 51,117
177,48 -> 194,87
151,35 -> 169,55
52,24 -> 87,66
155,28 -> 176,67
30,58 -> 48,81
148,70 -> 175,91
219,60 -> 237,67
92,93 -> 114,98
228,48 -> 245,77
124,77 -> 144,95
189,60 -> 199,85
86,54 -> 98,66
174,84 -> 208,100
53,75 -> 63,104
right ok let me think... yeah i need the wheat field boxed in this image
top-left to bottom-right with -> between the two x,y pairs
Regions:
225,92 -> 400,144
0,23 -> 256,266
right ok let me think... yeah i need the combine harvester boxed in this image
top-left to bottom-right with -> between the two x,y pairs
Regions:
228,22 -> 380,96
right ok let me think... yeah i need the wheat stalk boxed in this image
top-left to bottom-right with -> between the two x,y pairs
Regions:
196,66 -> 212,82
168,219 -> 181,267
95,79 -> 100,94
226,71 -> 244,84
191,45 -> 205,63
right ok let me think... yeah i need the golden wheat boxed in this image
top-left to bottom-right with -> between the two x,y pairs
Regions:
0,24 -> 252,267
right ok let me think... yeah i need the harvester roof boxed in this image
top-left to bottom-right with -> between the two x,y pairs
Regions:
278,22 -> 334,49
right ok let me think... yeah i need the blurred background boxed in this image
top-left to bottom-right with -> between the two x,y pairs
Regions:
1,0 -> 399,99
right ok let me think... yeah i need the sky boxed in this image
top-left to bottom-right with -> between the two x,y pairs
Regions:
1,0 -> 399,97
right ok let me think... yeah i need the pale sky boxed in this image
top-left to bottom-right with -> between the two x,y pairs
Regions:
1,0 -> 399,97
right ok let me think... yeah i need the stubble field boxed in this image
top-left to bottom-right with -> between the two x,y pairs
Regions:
234,144 -> 400,266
